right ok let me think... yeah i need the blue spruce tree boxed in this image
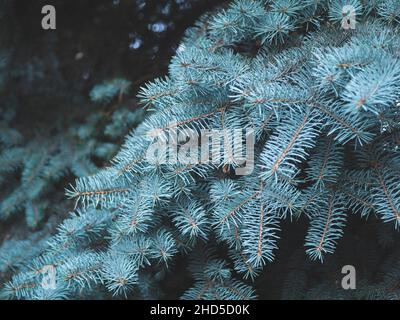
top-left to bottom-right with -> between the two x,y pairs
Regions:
1,0 -> 400,300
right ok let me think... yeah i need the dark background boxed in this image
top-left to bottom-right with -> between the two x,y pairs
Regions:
3,0 -> 226,127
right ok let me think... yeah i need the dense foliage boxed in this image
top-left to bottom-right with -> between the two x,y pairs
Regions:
1,0 -> 400,300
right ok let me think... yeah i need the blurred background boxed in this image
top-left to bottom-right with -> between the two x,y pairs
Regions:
1,0 -> 224,123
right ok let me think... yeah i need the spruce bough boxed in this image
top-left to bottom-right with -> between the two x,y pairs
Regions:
1,0 -> 400,300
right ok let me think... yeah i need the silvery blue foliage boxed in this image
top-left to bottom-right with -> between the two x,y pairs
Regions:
1,0 -> 400,300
